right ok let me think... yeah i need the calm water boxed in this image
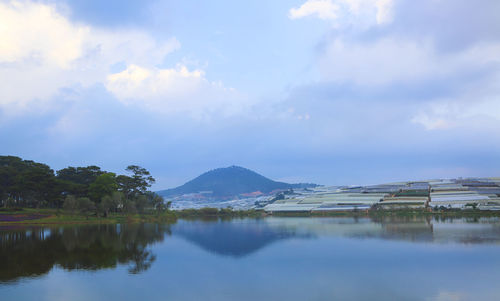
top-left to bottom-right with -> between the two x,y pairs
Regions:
2,217 -> 500,301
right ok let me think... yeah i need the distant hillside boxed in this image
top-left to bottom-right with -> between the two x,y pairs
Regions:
157,166 -> 316,198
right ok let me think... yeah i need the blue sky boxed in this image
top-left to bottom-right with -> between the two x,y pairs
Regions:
1,0 -> 500,189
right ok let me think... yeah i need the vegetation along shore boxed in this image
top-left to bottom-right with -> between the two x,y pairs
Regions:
2,155 -> 500,226
0,155 -> 177,224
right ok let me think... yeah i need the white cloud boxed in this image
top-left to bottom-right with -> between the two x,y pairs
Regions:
412,94 -> 500,131
319,38 -> 433,85
106,64 -> 205,101
374,0 -> 393,24
0,0 -> 258,127
411,103 -> 456,130
318,36 -> 500,130
289,0 -> 339,20
0,1 -> 85,68
105,64 -> 247,118
289,0 -> 394,25
292,0 -> 500,134
0,1 -> 205,113
319,35 -> 500,86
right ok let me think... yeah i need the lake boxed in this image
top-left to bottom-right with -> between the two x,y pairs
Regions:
2,216 -> 500,301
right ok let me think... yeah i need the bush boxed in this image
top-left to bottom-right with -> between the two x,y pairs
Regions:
63,195 -> 78,214
135,195 -> 148,214
99,195 -> 118,217
199,207 -> 219,216
77,197 -> 96,217
123,200 -> 137,215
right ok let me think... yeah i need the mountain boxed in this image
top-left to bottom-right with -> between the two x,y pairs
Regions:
157,165 -> 316,198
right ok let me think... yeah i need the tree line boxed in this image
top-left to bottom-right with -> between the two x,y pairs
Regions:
0,156 -> 168,216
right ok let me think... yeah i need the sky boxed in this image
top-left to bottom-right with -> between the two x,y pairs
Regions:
1,0 -> 500,189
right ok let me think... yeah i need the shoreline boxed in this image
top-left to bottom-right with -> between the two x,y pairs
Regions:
2,207 -> 500,226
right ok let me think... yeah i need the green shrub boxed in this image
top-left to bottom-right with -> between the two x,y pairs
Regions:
63,195 -> 78,214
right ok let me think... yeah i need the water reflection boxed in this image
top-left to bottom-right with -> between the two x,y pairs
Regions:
172,216 -> 500,257
0,224 -> 171,283
2,217 -> 500,284
171,219 -> 308,257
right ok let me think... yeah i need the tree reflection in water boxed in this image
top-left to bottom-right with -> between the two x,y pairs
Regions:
0,224 -> 171,283
3,216 -> 500,284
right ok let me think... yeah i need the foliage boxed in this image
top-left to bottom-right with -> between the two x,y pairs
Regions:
0,156 -> 59,208
98,195 -> 117,217
77,197 -> 96,217
145,191 -> 166,213
88,173 -> 118,202
123,200 -> 138,215
135,195 -> 148,214
56,166 -> 104,199
63,195 -> 78,214
118,165 -> 155,199
0,156 -> 168,219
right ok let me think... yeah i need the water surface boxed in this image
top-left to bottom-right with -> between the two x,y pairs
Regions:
1,217 -> 500,301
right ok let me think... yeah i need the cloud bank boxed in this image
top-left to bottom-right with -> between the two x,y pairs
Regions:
289,0 -> 394,25
290,0 -> 500,133
0,0 -> 241,118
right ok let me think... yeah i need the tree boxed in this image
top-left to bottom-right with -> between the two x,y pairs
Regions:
0,156 -> 160,212
123,200 -> 137,215
145,191 -> 166,213
111,191 -> 125,212
135,195 -> 148,214
77,197 -> 95,218
99,195 -> 115,217
88,173 -> 118,203
0,156 -> 59,208
57,166 -> 104,197
96,191 -> 126,217
63,195 -> 78,214
116,175 -> 134,199
21,161 -> 58,208
57,166 -> 103,186
123,165 -> 155,197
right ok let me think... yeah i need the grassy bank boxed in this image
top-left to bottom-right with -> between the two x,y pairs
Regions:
0,208 -> 177,225
175,207 -> 264,219
2,207 -> 500,225
0,207 -> 264,225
